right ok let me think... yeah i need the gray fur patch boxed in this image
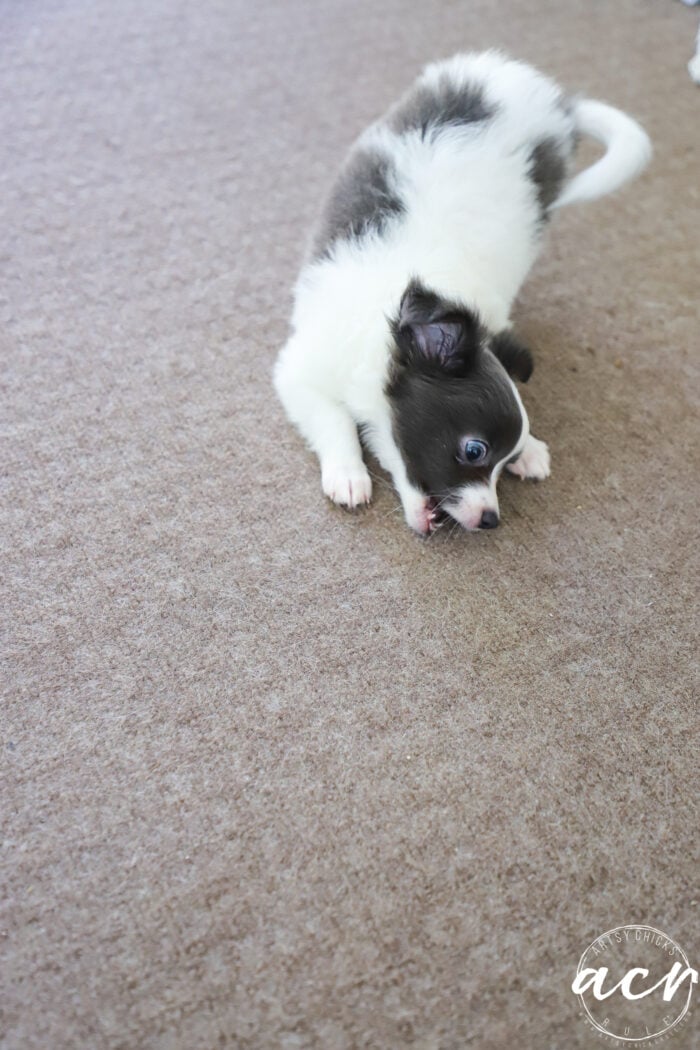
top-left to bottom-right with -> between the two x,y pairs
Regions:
388,77 -> 496,138
312,147 -> 405,258
528,137 -> 568,217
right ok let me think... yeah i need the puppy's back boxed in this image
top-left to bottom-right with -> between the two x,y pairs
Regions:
311,51 -> 576,262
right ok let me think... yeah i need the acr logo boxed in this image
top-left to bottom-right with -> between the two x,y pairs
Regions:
572,925 -> 697,1044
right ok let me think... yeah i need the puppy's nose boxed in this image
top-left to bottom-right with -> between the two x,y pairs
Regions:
479,510 -> 499,530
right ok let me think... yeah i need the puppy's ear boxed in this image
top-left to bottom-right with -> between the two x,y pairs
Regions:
404,320 -> 469,370
392,280 -> 480,377
491,330 -> 534,383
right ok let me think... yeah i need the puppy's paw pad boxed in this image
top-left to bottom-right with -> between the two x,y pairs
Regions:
507,436 -> 551,481
322,465 -> 372,508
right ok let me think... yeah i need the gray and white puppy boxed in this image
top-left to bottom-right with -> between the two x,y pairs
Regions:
275,51 -> 651,534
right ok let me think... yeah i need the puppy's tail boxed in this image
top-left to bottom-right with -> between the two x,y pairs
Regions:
552,99 -> 651,210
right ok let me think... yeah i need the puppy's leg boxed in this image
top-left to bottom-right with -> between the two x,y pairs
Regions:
689,23 -> 700,84
274,361 -> 372,509
366,419 -> 436,535
507,433 -> 551,480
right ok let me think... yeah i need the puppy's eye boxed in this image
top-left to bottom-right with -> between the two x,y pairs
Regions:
460,438 -> 489,465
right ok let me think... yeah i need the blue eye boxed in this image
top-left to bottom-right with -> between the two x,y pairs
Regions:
461,438 -> 489,465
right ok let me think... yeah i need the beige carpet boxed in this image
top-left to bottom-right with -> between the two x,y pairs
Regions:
2,1 -> 699,1047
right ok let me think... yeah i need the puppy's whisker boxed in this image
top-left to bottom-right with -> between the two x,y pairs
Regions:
434,494 -> 453,510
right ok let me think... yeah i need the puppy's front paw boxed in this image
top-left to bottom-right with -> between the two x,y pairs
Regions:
507,435 -> 551,481
400,489 -> 440,536
322,463 -> 372,509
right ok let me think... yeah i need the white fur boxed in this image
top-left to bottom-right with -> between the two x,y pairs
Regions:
552,99 -> 651,209
507,434 -> 551,481
690,24 -> 700,84
274,51 -> 650,534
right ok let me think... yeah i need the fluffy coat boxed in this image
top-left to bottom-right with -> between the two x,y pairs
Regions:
274,51 -> 651,533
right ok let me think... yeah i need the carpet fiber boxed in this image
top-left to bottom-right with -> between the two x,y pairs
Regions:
2,2 -> 699,1047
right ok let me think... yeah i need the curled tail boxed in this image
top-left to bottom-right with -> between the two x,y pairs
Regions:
553,99 -> 652,210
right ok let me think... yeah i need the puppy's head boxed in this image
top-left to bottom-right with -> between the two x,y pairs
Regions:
386,281 -> 532,531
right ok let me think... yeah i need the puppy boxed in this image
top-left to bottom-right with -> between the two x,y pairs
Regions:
274,51 -> 651,534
